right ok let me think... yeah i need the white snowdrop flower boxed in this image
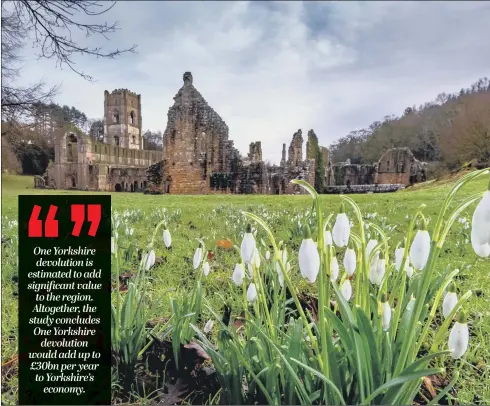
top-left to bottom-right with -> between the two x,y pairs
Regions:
193,246 -> 203,269
340,279 -> 352,301
265,250 -> 271,260
369,252 -> 380,284
145,250 -> 156,271
111,237 -> 115,254
129,227 -> 134,236
366,239 -> 378,259
448,312 -> 469,359
232,263 -> 245,286
330,256 -> 339,281
247,263 -> 253,278
277,265 -> 285,288
410,224 -> 431,270
298,226 -> 320,283
395,248 -> 405,272
241,224 -> 256,264
369,257 -> 386,286
406,265 -> 414,278
324,230 -> 333,247
247,283 -> 258,303
443,283 -> 458,319
253,248 -> 261,269
471,188 -> 490,257
381,294 -> 392,331
343,247 -> 357,276
203,261 -> 210,277
203,319 -> 214,333
332,207 -> 350,247
163,229 -> 172,248
125,227 -> 130,235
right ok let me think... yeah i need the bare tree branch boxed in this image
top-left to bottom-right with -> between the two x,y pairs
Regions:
12,0 -> 137,81
1,0 -> 137,120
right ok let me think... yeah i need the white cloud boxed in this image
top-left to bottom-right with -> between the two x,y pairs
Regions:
12,1 -> 490,164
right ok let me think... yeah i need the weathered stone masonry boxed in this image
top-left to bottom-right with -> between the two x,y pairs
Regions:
40,72 -> 427,194
43,88 -> 162,191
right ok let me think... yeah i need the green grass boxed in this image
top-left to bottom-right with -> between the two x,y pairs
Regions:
2,173 -> 490,404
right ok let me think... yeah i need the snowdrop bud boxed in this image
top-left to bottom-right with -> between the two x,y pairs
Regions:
343,245 -> 357,276
324,230 -> 333,247
366,239 -> 378,258
381,294 -> 392,331
406,265 -> 414,278
265,250 -> 271,260
253,248 -> 261,268
232,263 -> 245,286
395,247 -> 405,272
448,311 -> 469,359
330,256 -> 339,281
193,245 -> 203,269
277,265 -> 285,288
145,250 -> 156,271
369,252 -> 380,284
163,228 -> 172,248
370,255 -> 386,286
111,237 -> 115,254
340,279 -> 352,301
332,205 -> 350,247
247,263 -> 253,278
298,225 -> 320,283
129,227 -> 134,236
442,282 -> 458,319
410,220 -> 431,270
282,247 -> 288,264
204,319 -> 214,334
241,224 -> 256,264
471,186 -> 490,258
247,283 -> 258,303
203,261 -> 210,277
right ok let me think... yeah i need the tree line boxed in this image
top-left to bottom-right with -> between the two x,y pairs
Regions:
328,78 -> 490,173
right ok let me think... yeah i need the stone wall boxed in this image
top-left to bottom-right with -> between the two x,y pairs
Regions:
326,163 -> 375,186
325,184 -> 405,194
287,129 -> 303,167
375,147 -> 427,185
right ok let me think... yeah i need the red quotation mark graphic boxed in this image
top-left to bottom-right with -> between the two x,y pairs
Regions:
28,205 -> 59,237
71,204 -> 101,237
27,204 -> 101,237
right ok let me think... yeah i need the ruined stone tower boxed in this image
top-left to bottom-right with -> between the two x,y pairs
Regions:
162,72 -> 230,194
103,89 -> 142,150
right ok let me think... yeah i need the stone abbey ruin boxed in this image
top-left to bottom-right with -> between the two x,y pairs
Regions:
40,72 -> 427,194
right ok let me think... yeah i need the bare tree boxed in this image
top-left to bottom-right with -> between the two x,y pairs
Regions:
1,11 -> 59,120
1,1 -> 137,118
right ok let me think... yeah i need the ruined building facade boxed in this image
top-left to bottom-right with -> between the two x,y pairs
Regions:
43,89 -> 162,191
148,73 -> 318,195
325,148 -> 427,193
40,72 -> 426,194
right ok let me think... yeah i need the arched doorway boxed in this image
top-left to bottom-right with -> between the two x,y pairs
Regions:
165,176 -> 172,194
115,183 -> 122,192
65,175 -> 76,189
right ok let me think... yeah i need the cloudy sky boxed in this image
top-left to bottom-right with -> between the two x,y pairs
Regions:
13,1 -> 490,164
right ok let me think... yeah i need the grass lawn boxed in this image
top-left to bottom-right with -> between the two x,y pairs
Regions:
1,173 -> 489,404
